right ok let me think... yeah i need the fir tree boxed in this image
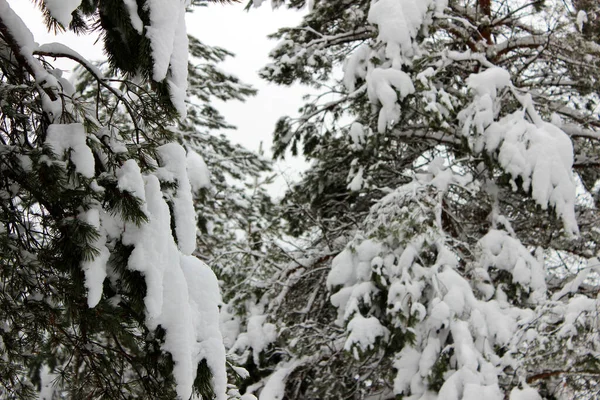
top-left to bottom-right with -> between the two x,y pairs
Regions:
0,1 -> 238,398
72,28 -> 281,399
226,0 -> 600,399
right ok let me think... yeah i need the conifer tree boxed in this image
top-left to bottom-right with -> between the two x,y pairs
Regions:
0,1 -> 239,398
227,1 -> 600,399
76,36 -> 282,395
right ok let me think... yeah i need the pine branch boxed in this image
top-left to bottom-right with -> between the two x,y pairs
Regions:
0,15 -> 57,101
33,46 -> 143,139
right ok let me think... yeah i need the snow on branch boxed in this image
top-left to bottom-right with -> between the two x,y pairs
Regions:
459,67 -> 579,236
43,0 -> 83,27
0,0 -> 61,111
145,0 -> 189,117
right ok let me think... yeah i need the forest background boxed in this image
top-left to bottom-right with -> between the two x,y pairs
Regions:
1,1 -> 600,400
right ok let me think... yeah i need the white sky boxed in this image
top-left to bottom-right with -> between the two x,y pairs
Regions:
189,3 -> 309,196
7,0 -> 309,197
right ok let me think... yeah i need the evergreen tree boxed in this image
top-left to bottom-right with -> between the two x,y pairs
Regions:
72,26 -> 280,399
0,1 -> 238,398
227,0 -> 600,399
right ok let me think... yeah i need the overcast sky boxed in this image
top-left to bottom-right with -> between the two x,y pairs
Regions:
8,0 -> 309,197
190,3 -> 309,196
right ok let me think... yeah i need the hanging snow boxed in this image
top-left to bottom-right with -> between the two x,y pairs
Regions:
45,123 -> 95,178
43,0 -> 82,27
186,149 -> 211,191
157,143 -> 197,255
367,68 -> 415,133
78,208 -> 110,308
145,0 -> 189,116
123,0 -> 144,33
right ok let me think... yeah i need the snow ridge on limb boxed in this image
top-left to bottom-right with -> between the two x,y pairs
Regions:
123,0 -> 144,33
120,161 -> 226,400
0,0 -> 64,119
78,208 -> 110,308
259,358 -> 314,400
145,0 -> 190,117
157,143 -> 198,255
459,67 -> 578,235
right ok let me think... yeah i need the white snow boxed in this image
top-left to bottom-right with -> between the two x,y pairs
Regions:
121,173 -> 226,399
481,113 -> 578,235
145,0 -> 181,81
0,0 -> 62,121
451,320 -> 478,371
186,150 -> 211,191
220,306 -> 240,349
557,295 -> 597,338
3,1 -> 227,397
463,383 -> 503,400
122,175 -> 177,322
368,0 -> 428,66
388,278 -> 424,316
144,0 -> 189,116
79,208 -> 110,308
418,337 -> 440,376
349,122 -> 366,147
42,0 -> 82,27
246,314 -> 278,364
459,67 -> 512,138
466,67 -> 511,98
393,347 -> 421,394
460,67 -> 578,235
37,42 -> 105,79
367,68 -> 415,133
479,230 -> 547,303
259,358 -> 306,400
325,169 -> 552,399
577,10 -> 588,33
551,267 -> 590,301
123,0 -> 144,33
116,159 -> 146,202
45,123 -> 95,178
328,248 -> 357,288
0,1 -> 36,57
343,45 -> 370,92
509,387 -> 543,400
347,166 -> 365,191
157,143 -> 197,255
157,249 -> 196,400
344,314 -> 389,353
167,9 -> 189,117
181,255 -> 228,400
38,365 -> 57,400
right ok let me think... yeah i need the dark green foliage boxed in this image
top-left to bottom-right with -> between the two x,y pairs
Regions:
0,1 -> 245,398
225,0 -> 600,399
427,348 -> 451,392
100,177 -> 149,226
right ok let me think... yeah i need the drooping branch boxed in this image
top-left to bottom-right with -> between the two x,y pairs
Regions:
33,45 -> 143,137
0,3 -> 57,101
